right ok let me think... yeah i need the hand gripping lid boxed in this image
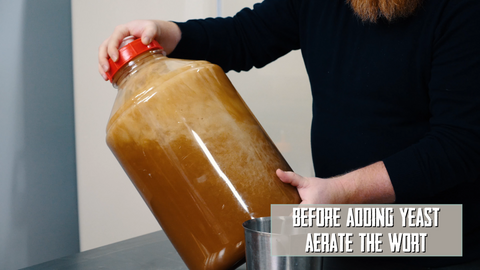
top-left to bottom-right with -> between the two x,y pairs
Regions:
106,36 -> 163,82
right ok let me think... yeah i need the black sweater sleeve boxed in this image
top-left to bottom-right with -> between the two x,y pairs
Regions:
169,0 -> 301,72
383,0 -> 480,202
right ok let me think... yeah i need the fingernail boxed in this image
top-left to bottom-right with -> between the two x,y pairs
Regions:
142,36 -> 151,44
103,64 -> 109,72
111,55 -> 118,62
102,73 -> 108,81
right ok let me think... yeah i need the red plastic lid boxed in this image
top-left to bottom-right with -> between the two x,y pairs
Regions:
106,37 -> 163,82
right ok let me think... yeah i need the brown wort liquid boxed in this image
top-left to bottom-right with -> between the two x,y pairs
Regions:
106,56 -> 300,270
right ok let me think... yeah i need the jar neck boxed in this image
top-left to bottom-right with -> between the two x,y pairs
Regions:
112,49 -> 166,88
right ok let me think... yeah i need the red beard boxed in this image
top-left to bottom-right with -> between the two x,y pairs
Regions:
346,0 -> 423,23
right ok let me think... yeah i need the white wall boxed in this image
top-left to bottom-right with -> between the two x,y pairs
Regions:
72,0 -> 312,251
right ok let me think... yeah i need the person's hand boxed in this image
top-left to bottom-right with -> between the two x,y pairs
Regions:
276,169 -> 347,204
276,161 -> 396,204
98,20 -> 181,81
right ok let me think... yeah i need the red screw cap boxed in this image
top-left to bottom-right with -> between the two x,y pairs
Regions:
106,37 -> 163,82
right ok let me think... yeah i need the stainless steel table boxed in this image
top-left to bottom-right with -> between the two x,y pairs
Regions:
21,230 -> 247,270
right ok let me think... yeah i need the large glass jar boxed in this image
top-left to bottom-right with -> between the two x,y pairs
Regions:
105,37 -> 300,270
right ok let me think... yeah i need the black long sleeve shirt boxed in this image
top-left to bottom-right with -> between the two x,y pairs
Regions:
170,0 -> 480,266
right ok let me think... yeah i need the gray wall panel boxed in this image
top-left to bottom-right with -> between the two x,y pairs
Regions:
0,1 -> 79,269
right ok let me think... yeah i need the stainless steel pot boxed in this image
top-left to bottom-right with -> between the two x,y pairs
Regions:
243,217 -> 322,270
